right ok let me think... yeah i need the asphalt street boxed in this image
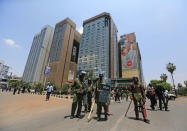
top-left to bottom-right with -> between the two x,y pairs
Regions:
0,92 -> 187,131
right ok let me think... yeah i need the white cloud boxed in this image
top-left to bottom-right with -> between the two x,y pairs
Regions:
78,26 -> 83,34
3,38 -> 20,48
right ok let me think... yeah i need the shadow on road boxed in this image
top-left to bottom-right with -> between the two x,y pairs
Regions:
128,117 -> 150,124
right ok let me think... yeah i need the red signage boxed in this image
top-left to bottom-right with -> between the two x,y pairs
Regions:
127,61 -> 132,67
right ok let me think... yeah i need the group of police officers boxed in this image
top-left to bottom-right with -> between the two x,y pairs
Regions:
68,71 -> 169,123
70,71 -> 108,121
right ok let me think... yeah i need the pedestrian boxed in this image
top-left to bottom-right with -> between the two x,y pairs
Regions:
22,86 -> 26,93
164,89 -> 169,107
146,84 -> 157,110
155,85 -> 168,111
13,86 -> 17,95
45,82 -> 53,101
128,77 -> 149,123
70,71 -> 86,119
115,87 -> 120,102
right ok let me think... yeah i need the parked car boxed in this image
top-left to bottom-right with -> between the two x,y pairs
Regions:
168,93 -> 176,100
30,89 -> 35,93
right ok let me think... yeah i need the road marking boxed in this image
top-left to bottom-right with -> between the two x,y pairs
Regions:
110,104 -> 133,131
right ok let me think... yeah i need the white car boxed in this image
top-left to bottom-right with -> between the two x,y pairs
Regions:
168,93 -> 176,100
30,89 -> 35,93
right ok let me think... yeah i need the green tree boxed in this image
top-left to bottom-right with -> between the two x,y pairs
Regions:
184,80 -> 187,87
32,82 -> 44,94
62,82 -> 70,94
150,80 -> 172,91
166,62 -> 176,89
160,73 -> 168,82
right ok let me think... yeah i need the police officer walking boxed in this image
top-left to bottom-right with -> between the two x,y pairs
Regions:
70,71 -> 86,119
128,77 -> 149,123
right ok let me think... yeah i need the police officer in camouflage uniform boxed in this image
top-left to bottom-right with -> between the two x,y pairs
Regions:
87,78 -> 94,112
70,71 -> 86,119
129,77 -> 149,123
96,73 -> 108,121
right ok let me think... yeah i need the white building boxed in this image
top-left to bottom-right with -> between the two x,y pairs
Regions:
22,25 -> 54,83
0,60 -> 10,80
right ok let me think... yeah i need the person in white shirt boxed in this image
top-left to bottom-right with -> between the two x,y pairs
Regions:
164,90 -> 169,106
46,82 -> 53,101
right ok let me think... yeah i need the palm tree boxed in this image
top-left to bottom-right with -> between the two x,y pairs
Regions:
166,62 -> 176,95
160,73 -> 168,82
184,80 -> 187,87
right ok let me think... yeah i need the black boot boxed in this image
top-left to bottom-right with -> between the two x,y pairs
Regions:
105,115 -> 108,120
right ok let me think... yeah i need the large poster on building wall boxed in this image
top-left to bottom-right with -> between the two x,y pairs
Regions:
121,40 -> 138,69
68,71 -> 74,82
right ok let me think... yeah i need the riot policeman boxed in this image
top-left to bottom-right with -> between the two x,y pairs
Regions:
129,77 -> 149,123
96,73 -> 108,121
87,78 -> 94,112
70,71 -> 86,119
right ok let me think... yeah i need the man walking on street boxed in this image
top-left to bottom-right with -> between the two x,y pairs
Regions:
146,84 -> 157,110
155,85 -> 168,111
164,89 -> 169,107
46,82 -> 53,101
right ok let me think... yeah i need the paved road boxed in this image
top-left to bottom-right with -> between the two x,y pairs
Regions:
0,91 -> 187,131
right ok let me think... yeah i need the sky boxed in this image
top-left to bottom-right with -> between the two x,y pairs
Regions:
0,0 -> 187,86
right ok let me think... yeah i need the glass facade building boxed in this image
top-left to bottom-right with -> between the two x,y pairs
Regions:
77,12 -> 118,78
22,25 -> 54,83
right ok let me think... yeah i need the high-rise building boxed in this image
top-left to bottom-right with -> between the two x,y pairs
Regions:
118,32 -> 144,83
0,60 -> 9,80
77,12 -> 118,78
47,18 -> 81,88
23,25 -> 54,83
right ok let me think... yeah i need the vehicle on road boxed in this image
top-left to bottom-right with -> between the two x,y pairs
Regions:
30,89 -> 35,93
168,93 -> 176,100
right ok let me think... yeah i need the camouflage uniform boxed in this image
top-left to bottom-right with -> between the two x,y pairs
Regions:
129,83 -> 148,122
71,78 -> 84,118
87,83 -> 94,111
96,81 -> 108,120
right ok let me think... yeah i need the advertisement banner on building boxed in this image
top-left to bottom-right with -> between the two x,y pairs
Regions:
44,66 -> 50,76
121,40 -> 138,70
68,71 -> 74,82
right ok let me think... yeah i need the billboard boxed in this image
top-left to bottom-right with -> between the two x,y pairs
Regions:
120,39 -> 138,70
68,70 -> 74,82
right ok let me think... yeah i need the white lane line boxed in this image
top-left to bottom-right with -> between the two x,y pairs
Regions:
110,104 -> 134,131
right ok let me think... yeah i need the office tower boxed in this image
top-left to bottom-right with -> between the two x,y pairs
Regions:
47,18 -> 81,88
77,12 -> 118,78
23,25 -> 54,83
118,32 -> 144,83
0,60 -> 9,80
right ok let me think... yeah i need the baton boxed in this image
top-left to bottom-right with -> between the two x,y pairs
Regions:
125,99 -> 132,117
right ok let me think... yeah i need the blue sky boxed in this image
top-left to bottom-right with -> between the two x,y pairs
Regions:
0,0 -> 187,86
